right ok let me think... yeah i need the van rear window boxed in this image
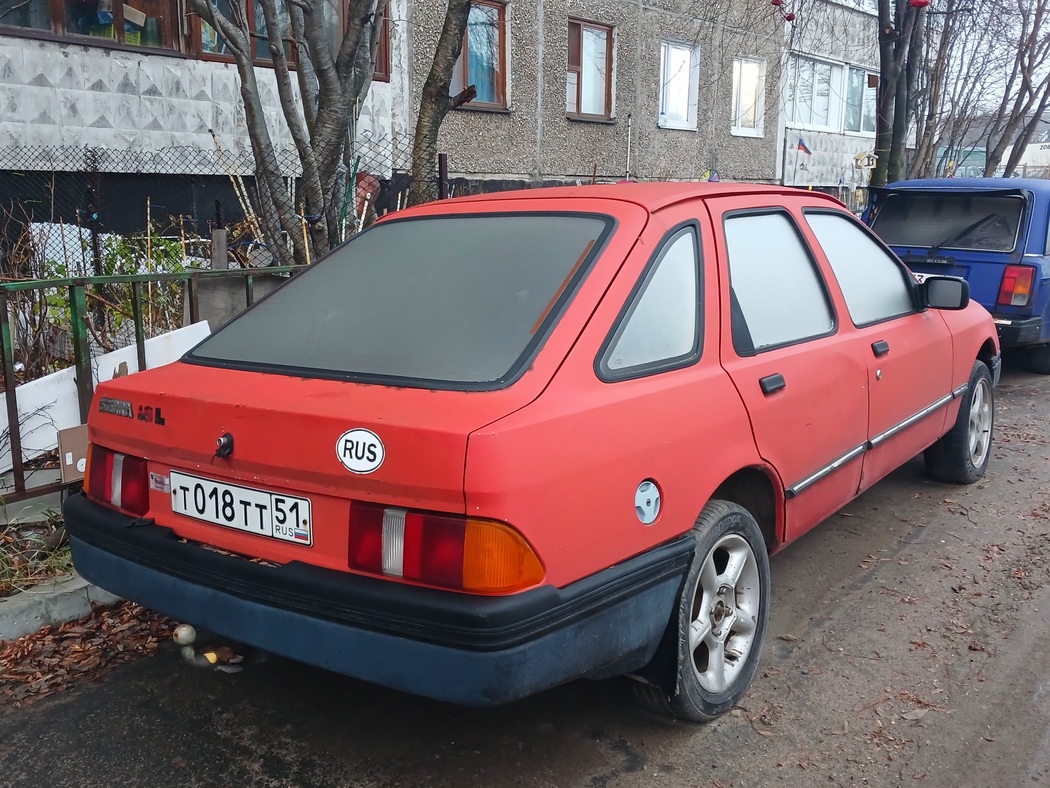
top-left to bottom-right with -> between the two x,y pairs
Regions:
188,213 -> 611,388
870,193 -> 1024,253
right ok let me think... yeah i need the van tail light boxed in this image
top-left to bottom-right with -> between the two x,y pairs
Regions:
348,502 -> 545,594
998,265 -> 1035,307
85,443 -> 150,516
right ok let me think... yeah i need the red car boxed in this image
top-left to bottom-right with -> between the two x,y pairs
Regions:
65,183 -> 999,721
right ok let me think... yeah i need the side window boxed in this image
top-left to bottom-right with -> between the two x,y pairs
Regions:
805,212 -> 915,326
600,227 -> 701,378
724,212 -> 834,353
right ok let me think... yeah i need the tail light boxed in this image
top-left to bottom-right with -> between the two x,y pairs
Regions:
85,443 -> 150,516
348,502 -> 545,595
998,265 -> 1035,307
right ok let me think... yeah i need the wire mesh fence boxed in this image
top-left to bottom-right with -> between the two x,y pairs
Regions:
0,135 -> 444,278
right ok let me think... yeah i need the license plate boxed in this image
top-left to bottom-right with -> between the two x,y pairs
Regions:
903,254 -> 954,266
169,471 -> 313,546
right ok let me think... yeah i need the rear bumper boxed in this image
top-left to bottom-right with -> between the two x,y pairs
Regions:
64,494 -> 689,706
993,315 -> 1043,347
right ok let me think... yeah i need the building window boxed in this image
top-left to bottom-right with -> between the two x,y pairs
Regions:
730,57 -> 765,137
658,41 -> 699,130
788,55 -> 842,131
451,1 -> 506,107
199,0 -> 294,63
845,67 -> 877,134
1,0 -> 181,49
567,19 -> 612,119
373,3 -> 392,83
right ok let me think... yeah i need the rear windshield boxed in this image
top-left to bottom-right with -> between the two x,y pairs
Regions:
188,213 -> 611,388
870,192 -> 1025,253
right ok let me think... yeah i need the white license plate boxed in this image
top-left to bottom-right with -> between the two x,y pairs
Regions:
169,471 -> 312,546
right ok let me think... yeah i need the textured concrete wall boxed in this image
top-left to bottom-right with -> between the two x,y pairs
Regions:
0,0 -> 409,176
781,2 -> 879,195
413,0 -> 784,184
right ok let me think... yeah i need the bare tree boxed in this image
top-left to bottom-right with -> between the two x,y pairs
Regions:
871,0 -> 923,187
408,0 -> 475,206
982,0 -> 1050,176
910,0 -> 1012,178
189,0 -> 388,265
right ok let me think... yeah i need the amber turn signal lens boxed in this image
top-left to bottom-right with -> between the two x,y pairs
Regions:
462,519 -> 545,594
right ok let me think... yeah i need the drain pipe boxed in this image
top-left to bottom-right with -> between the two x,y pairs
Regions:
625,113 -> 633,180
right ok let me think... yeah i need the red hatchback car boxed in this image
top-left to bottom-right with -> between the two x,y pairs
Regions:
65,183 -> 999,721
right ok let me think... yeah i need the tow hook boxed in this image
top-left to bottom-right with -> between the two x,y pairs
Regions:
172,624 -> 244,673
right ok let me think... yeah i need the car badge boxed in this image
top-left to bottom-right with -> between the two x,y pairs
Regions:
336,428 -> 385,474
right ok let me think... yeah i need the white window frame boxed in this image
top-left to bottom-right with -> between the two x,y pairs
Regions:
844,66 -> 877,135
787,55 -> 844,133
730,57 -> 766,138
658,40 -> 700,131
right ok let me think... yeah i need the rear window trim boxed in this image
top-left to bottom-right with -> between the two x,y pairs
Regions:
182,210 -> 618,392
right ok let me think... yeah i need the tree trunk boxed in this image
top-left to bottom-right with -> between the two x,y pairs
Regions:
408,0 -> 475,207
1004,84 -> 1050,175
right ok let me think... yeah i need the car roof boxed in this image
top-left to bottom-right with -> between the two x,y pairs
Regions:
424,181 -> 846,213
885,177 -> 1050,195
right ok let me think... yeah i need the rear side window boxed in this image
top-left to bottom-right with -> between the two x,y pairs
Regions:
189,214 -> 611,388
724,212 -> 834,353
599,226 -> 701,379
870,193 -> 1024,252
805,212 -> 915,326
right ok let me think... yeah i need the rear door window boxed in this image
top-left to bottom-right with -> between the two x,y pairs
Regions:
724,212 -> 835,353
189,214 -> 612,388
870,193 -> 1025,252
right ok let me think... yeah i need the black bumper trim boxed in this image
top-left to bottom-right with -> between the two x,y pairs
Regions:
994,315 -> 1043,347
63,494 -> 692,653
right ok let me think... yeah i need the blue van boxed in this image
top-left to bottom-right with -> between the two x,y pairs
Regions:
865,178 -> 1050,373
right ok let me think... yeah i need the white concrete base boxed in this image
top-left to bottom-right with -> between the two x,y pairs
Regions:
0,573 -> 122,642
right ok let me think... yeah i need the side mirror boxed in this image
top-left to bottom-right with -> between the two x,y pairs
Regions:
921,276 -> 969,310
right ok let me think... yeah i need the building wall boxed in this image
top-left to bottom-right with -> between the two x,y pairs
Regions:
412,0 -> 785,185
779,1 -> 879,207
0,0 -> 409,177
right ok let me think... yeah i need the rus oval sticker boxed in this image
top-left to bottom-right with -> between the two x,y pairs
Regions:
336,429 -> 385,474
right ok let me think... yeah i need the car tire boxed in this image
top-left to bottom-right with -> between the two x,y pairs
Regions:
924,360 -> 994,484
632,500 -> 770,722
1028,346 -> 1050,375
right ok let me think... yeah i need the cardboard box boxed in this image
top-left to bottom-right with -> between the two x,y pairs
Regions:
58,424 -> 89,484
123,4 -> 146,27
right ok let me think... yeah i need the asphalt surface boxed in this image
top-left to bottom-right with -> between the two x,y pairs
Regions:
0,353 -> 1047,788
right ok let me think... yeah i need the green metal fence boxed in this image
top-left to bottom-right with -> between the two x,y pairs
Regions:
0,266 -> 303,503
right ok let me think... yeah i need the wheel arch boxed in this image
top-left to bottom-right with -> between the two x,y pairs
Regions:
710,466 -> 782,552
977,337 -> 998,370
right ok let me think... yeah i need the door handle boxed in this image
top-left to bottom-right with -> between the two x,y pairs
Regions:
759,373 -> 786,395
872,340 -> 890,357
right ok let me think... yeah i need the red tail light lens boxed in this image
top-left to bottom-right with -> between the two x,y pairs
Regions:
349,502 -> 544,594
83,443 -> 150,516
998,265 -> 1035,307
